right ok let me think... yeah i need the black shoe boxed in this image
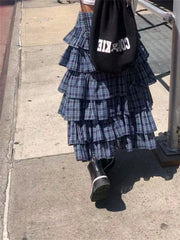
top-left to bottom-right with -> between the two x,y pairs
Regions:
88,157 -> 110,202
101,158 -> 115,172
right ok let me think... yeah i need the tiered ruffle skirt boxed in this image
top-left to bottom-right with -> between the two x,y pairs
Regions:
58,12 -> 157,161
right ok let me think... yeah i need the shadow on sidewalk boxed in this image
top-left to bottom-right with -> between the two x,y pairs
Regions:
148,0 -> 173,11
0,0 -> 15,6
95,146 -> 179,212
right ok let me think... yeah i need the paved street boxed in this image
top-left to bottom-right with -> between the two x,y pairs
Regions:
0,0 -> 15,116
0,0 -> 180,239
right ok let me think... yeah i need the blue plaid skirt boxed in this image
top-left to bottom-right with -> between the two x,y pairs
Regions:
58,12 -> 157,161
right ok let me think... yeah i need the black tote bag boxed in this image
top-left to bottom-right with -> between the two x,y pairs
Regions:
89,0 -> 138,74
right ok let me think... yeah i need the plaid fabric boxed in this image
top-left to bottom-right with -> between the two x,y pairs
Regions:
68,111 -> 156,145
59,42 -> 152,73
73,141 -> 117,161
59,46 -> 96,73
58,12 -> 157,161
63,13 -> 92,50
73,133 -> 156,161
58,86 -> 153,121
58,64 -> 156,100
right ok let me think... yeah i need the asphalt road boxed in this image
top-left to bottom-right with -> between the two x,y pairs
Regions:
0,0 -> 16,118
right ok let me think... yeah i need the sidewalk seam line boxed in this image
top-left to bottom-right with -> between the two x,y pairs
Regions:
2,169 -> 12,240
13,151 -> 75,163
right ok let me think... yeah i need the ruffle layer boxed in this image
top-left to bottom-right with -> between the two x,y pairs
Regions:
63,24 -> 89,51
68,110 -> 157,145
58,85 -> 153,121
73,133 -> 156,161
74,140 -> 117,161
58,66 -> 156,101
59,47 -> 96,72
63,12 -> 92,50
59,41 -> 151,73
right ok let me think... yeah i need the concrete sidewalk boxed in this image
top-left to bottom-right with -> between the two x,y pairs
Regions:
1,0 -> 180,239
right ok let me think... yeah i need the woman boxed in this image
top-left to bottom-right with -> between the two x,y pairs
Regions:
58,0 -> 157,202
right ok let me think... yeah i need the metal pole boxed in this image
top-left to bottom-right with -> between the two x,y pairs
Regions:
167,0 -> 180,152
135,0 -> 180,165
138,0 -> 175,24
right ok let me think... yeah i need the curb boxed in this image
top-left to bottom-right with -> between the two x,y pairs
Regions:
0,1 -> 22,239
